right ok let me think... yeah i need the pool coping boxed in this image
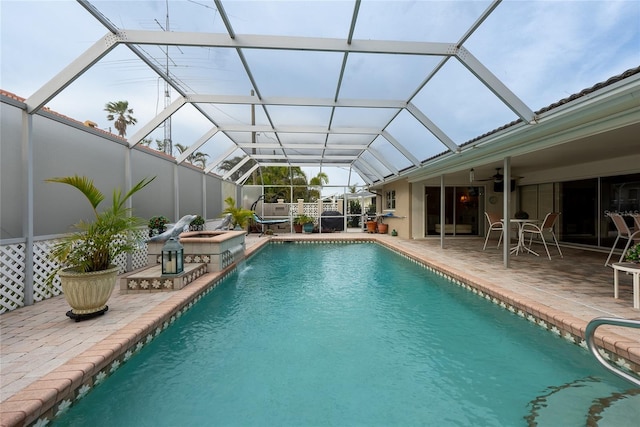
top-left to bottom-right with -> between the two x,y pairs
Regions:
1,235 -> 639,426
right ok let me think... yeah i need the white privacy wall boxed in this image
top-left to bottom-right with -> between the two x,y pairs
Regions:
0,95 -> 231,312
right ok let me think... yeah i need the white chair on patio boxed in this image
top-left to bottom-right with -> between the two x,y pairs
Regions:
604,213 -> 639,266
522,212 -> 563,260
483,212 -> 504,250
631,213 -> 640,234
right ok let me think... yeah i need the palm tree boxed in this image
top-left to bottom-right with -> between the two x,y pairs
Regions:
104,101 -> 137,138
174,143 -> 209,169
155,139 -> 171,153
217,156 -> 258,182
218,159 -> 309,200
308,172 -> 329,201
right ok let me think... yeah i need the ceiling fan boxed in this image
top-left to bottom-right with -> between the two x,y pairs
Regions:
475,168 -> 523,183
477,168 -> 506,183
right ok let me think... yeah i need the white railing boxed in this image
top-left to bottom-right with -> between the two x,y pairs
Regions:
585,317 -> 640,387
0,229 -> 149,314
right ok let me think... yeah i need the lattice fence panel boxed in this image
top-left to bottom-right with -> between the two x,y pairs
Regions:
33,239 -> 62,302
323,202 -> 339,212
0,241 -> 26,313
1,230 -> 151,313
131,229 -> 149,270
304,204 -> 319,218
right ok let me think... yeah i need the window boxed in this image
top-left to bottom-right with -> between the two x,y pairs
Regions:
385,190 -> 396,210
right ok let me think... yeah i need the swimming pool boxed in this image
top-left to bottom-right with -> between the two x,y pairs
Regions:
51,243 -> 637,426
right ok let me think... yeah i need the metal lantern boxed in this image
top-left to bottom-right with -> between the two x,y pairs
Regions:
161,237 -> 184,275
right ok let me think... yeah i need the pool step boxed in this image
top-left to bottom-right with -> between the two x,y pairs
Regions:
526,377 -> 639,426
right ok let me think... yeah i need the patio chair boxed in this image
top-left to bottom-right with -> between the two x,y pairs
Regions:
522,212 -> 563,260
604,213 -> 639,266
252,213 -> 290,236
632,213 -> 640,234
483,212 -> 504,250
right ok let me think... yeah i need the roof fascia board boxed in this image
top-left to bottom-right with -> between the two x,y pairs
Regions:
25,33 -> 117,113
405,103 -> 458,152
116,30 -> 456,56
456,47 -> 535,123
405,82 -> 640,183
128,97 -> 188,147
380,131 -> 421,166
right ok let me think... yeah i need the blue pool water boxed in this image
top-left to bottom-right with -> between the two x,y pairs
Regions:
53,243 -> 635,426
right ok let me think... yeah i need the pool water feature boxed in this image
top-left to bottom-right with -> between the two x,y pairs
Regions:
52,243 -> 638,426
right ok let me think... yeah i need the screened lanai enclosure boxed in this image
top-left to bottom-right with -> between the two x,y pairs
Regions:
1,1 -> 639,310
3,0 -> 638,186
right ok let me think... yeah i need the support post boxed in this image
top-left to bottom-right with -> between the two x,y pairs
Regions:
21,111 -> 34,306
503,157 -> 512,268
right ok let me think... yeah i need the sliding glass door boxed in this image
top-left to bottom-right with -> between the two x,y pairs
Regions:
424,186 -> 481,236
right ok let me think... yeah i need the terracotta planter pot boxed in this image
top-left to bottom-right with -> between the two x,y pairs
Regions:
378,223 -> 388,234
366,221 -> 377,233
58,265 -> 119,319
294,224 -> 303,233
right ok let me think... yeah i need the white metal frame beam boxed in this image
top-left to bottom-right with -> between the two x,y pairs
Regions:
175,127 -> 219,164
237,143 -> 368,150
380,131 -> 421,167
29,0 -> 534,188
129,97 -> 188,147
189,94 -> 406,109
222,156 -> 251,180
112,30 -> 457,57
456,47 -> 535,123
25,33 -> 118,113
405,103 -> 459,152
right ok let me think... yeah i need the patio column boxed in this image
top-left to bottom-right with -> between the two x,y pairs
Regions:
21,110 -> 34,306
503,157 -> 512,268
440,174 -> 445,249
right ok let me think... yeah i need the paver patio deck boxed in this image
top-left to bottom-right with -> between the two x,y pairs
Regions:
1,232 -> 639,426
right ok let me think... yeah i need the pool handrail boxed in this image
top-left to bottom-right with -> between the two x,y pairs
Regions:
585,317 -> 640,387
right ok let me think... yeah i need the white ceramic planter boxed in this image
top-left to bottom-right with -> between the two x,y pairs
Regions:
58,265 -> 119,317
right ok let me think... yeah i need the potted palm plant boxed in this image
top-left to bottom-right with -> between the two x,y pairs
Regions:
221,197 -> 253,230
189,215 -> 205,231
46,175 -> 155,320
148,215 -> 169,237
294,214 -> 313,233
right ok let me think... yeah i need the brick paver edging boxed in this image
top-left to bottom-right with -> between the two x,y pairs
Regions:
0,264 -> 237,427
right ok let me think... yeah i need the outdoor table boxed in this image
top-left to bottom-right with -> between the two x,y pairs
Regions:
504,218 -> 539,256
612,262 -> 640,309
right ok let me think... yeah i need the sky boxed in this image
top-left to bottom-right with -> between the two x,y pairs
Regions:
1,0 -> 639,191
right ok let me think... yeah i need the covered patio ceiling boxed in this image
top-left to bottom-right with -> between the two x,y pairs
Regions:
10,0 -> 640,187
